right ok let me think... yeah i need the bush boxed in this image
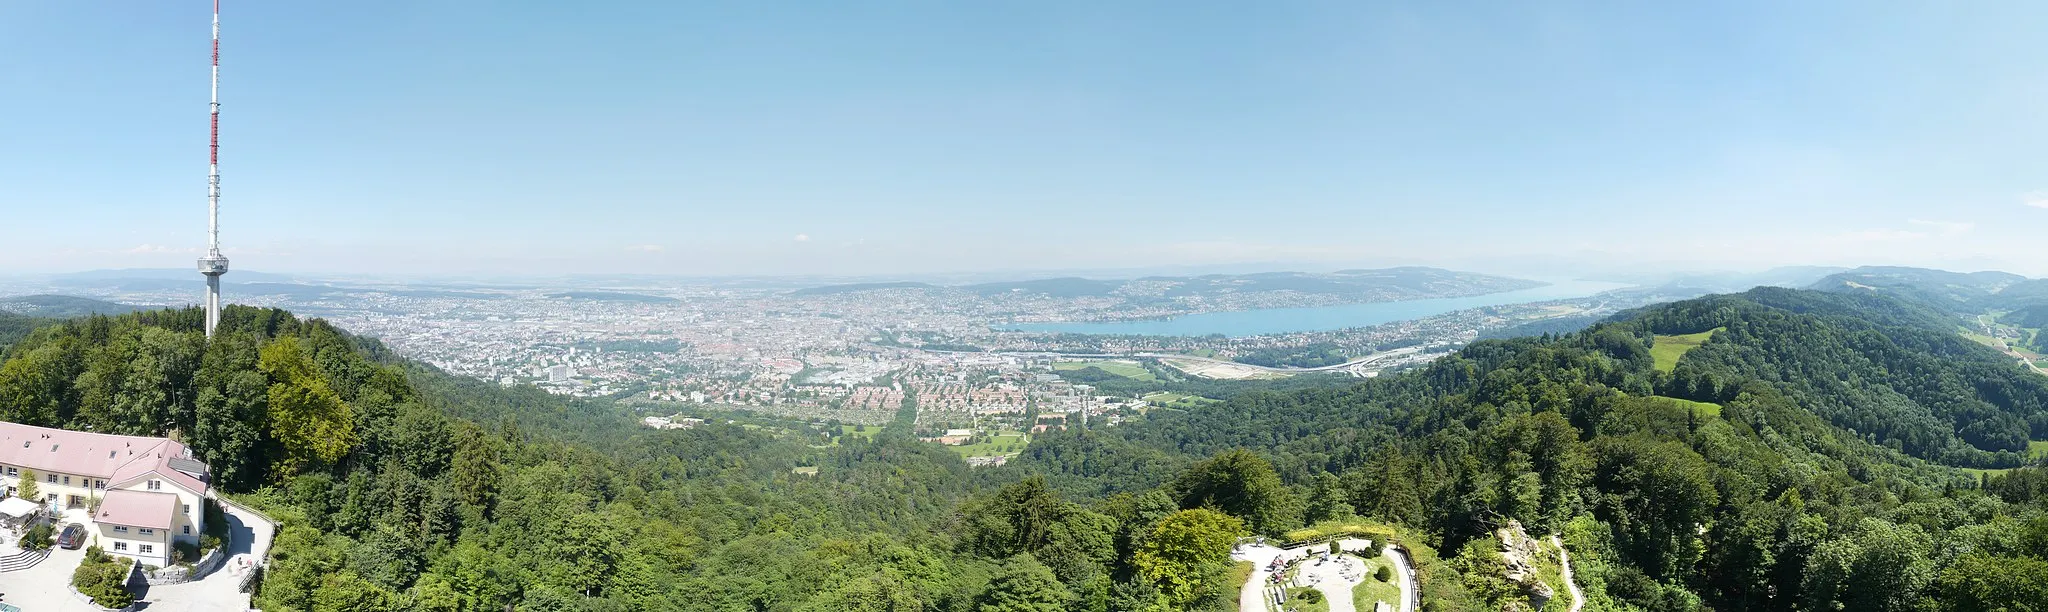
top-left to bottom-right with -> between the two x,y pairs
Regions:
21,522 -> 52,551
1297,588 -> 1325,603
1375,565 -> 1393,582
203,498 -> 230,541
200,533 -> 223,554
174,540 -> 200,564
71,548 -> 134,608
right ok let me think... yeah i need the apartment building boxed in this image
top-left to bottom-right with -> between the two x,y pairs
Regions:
0,422 -> 210,568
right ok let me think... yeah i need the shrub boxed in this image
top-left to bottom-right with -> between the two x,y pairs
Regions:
1375,565 -> 1393,583
200,533 -> 223,554
203,498 -> 230,541
174,540 -> 200,564
1331,541 -> 1343,555
1297,588 -> 1325,604
21,523 -> 53,551
72,550 -> 134,608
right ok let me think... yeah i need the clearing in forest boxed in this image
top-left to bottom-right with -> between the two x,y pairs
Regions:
1651,328 -> 1721,373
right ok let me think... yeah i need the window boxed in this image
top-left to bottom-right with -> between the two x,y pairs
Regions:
95,480 -> 104,490
140,544 -> 153,554
139,528 -> 154,535
5,467 -> 14,476
44,494 -> 54,503
113,526 -> 129,533
147,480 -> 162,491
61,476 -> 69,486
183,525 -> 191,535
44,474 -> 55,483
114,542 -> 128,551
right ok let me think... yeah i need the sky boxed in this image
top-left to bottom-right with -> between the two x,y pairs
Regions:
2,1 -> 2045,279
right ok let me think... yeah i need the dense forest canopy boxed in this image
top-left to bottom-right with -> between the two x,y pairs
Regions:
0,286 -> 2046,611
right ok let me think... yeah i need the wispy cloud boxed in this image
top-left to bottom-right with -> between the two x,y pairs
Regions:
2027,191 -> 2048,209
1907,219 -> 1974,237
623,244 -> 664,253
794,234 -> 811,242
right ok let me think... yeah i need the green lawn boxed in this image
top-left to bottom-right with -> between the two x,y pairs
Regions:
1054,360 -> 1156,381
1351,553 -> 1403,612
2032,440 -> 2048,460
1286,587 -> 1330,612
1650,396 -> 1722,418
951,431 -> 1029,458
1651,328 -> 1722,373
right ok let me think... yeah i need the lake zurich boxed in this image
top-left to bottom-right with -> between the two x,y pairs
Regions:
1007,279 -> 1634,337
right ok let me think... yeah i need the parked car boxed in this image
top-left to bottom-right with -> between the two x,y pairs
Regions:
57,523 -> 85,549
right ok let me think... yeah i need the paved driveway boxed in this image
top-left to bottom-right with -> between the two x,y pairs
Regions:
0,543 -> 102,612
131,502 -> 273,612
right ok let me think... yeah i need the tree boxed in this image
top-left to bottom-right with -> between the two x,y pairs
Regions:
449,424 -> 501,515
974,554 -> 1070,612
1133,509 -> 1245,610
802,568 -> 928,612
311,571 -> 398,612
1171,449 -> 1294,535
1303,472 -> 1353,525
19,468 -> 39,502
1799,518 -> 1938,612
260,337 -> 357,479
22,522 -> 53,551
71,547 -> 134,608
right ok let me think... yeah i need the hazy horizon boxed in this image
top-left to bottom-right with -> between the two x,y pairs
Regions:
4,1 -> 2044,276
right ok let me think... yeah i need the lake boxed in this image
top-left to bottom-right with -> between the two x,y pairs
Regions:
1006,279 -> 1635,337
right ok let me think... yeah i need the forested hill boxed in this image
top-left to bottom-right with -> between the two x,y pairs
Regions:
2,292 -> 2047,611
1013,287 -> 2048,610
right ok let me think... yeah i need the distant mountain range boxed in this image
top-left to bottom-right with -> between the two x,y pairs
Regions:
792,267 -> 1546,301
0,294 -> 141,318
1808,266 -> 2045,313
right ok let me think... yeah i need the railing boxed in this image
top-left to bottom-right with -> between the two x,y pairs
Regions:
213,494 -> 279,597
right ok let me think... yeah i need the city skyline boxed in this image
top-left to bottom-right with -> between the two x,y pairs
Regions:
3,1 -> 2045,277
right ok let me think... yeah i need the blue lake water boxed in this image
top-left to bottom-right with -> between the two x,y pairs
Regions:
1007,280 -> 1635,337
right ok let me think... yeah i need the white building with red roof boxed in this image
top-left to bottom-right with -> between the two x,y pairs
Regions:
0,421 -> 209,568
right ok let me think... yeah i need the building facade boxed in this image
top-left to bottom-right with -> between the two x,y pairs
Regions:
0,422 -> 210,568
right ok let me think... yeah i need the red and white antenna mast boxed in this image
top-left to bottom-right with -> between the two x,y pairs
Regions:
198,0 -> 230,338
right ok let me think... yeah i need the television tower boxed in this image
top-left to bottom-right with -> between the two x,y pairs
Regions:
196,0 -> 229,337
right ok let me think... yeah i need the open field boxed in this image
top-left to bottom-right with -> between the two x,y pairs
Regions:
1163,358 -> 1289,380
1960,440 -> 2047,479
952,431 -> 1029,458
1650,396 -> 1722,418
1651,328 -> 1721,373
1054,360 -> 1156,380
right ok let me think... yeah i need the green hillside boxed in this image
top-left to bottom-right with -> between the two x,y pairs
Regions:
3,292 -> 2048,611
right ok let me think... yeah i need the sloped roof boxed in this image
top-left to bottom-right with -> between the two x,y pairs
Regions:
96,489 -> 178,530
0,421 -> 208,495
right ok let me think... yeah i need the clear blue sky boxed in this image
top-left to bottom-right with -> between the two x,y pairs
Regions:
2,1 -> 2044,277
